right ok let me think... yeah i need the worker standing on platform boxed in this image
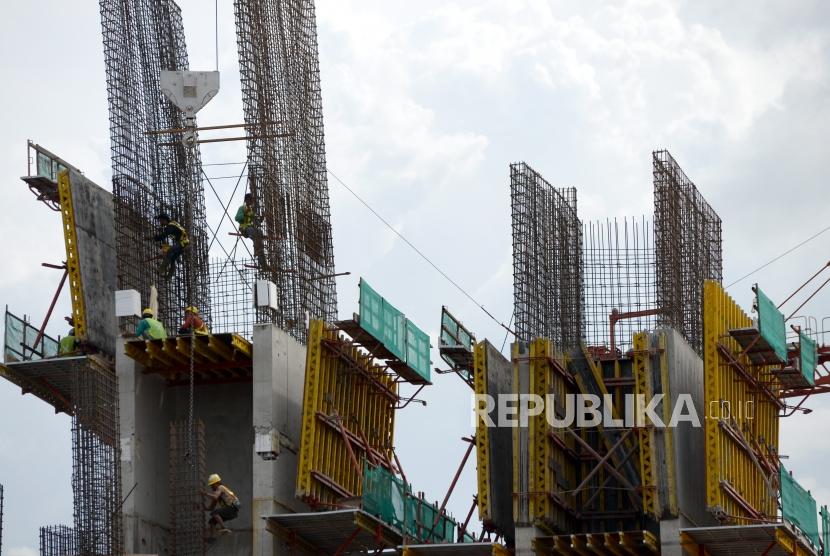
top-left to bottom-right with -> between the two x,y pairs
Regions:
154,212 -> 189,281
58,328 -> 78,356
203,473 -> 240,542
178,306 -> 209,336
135,308 -> 167,340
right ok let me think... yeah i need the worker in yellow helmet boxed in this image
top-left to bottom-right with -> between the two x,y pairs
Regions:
178,306 -> 209,336
202,473 -> 240,542
234,193 -> 268,269
154,212 -> 190,281
135,308 -> 167,340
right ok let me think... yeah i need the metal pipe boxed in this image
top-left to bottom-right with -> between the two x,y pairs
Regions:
778,260 -> 830,308
31,268 -> 68,353
427,436 -> 476,539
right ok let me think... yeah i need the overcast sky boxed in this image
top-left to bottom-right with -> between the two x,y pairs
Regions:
1,0 -> 829,553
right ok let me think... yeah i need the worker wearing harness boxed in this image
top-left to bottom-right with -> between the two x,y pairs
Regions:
234,193 -> 268,269
203,473 -> 240,542
178,306 -> 209,336
155,212 -> 190,281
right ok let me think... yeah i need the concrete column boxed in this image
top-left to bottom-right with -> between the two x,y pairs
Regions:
252,324 -> 307,556
117,336 -> 170,555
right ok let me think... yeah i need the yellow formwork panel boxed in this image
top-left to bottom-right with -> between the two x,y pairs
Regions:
296,319 -> 397,506
57,169 -> 86,340
703,280 -> 779,520
633,332 -> 659,518
527,338 -> 577,531
473,342 -> 491,522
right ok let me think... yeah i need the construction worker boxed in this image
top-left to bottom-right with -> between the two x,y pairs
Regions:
178,306 -> 209,336
135,308 -> 167,340
58,328 -> 78,356
234,193 -> 267,269
202,473 -> 240,542
154,212 -> 189,281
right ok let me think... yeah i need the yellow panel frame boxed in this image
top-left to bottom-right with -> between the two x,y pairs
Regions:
296,319 -> 397,505
473,341 -> 491,521
633,332 -> 659,518
57,169 -> 86,340
703,280 -> 779,520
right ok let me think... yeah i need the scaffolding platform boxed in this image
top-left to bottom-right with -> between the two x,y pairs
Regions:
124,333 -> 252,384
400,543 -> 509,555
335,317 -> 431,385
681,523 -> 817,556
0,355 -> 90,415
772,365 -> 813,389
533,530 -> 659,555
264,509 -> 402,554
21,175 -> 60,208
728,327 -> 786,365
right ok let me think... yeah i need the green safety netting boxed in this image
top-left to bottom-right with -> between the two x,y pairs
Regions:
362,462 -> 456,543
440,310 -> 472,350
756,287 -> 787,362
800,332 -> 817,387
4,310 -> 59,363
358,278 -> 431,382
780,464 -> 820,549
405,319 -> 431,383
821,505 -> 829,556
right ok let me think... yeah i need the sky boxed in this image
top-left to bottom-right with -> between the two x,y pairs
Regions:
1,0 -> 829,553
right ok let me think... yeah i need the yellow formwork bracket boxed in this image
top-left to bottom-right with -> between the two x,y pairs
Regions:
57,169 -> 86,340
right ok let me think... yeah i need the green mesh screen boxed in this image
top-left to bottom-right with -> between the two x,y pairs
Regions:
781,464 -> 820,549
821,505 -> 829,556
363,462 -> 456,543
756,287 -> 787,361
405,319 -> 431,383
381,300 -> 406,361
4,310 -> 59,363
359,279 -> 384,341
800,332 -> 817,386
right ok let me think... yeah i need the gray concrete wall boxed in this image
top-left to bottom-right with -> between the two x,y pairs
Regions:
661,328 -> 718,528
169,382 -> 253,555
69,169 -> 116,355
252,323 -> 309,556
482,341 -> 515,545
118,337 -> 172,555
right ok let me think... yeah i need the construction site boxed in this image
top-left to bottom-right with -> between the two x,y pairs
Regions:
1,1 -> 829,556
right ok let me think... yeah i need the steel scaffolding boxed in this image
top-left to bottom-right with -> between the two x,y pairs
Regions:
510,162 -> 583,348
233,0 -> 338,343
39,525 -> 78,556
208,257 -> 259,339
583,217 -> 657,355
99,0 -> 211,333
71,358 -> 123,555
169,419 -> 206,556
653,150 -> 722,354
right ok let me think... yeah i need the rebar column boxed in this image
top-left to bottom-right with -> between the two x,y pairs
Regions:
169,419 -> 206,556
99,0 -> 211,332
233,0 -> 338,343
653,150 -> 722,354
510,162 -> 583,348
39,525 -> 78,556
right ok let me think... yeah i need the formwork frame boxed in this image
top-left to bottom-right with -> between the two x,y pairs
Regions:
296,320 -> 398,507
99,0 -> 211,333
654,150 -> 722,355
233,0 -> 338,344
510,162 -> 583,349
702,280 -> 780,522
473,343 -> 492,526
57,170 -> 87,341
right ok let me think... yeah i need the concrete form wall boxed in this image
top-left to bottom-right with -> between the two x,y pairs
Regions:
69,169 -> 116,354
252,323 -> 309,556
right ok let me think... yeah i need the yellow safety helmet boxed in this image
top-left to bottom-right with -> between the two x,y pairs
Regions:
142,308 -> 154,317
185,306 -> 199,314
207,473 -> 221,486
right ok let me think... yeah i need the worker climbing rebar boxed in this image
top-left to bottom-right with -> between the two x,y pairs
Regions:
135,308 -> 167,340
234,193 -> 267,269
202,473 -> 240,543
154,212 -> 190,281
178,306 -> 209,336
